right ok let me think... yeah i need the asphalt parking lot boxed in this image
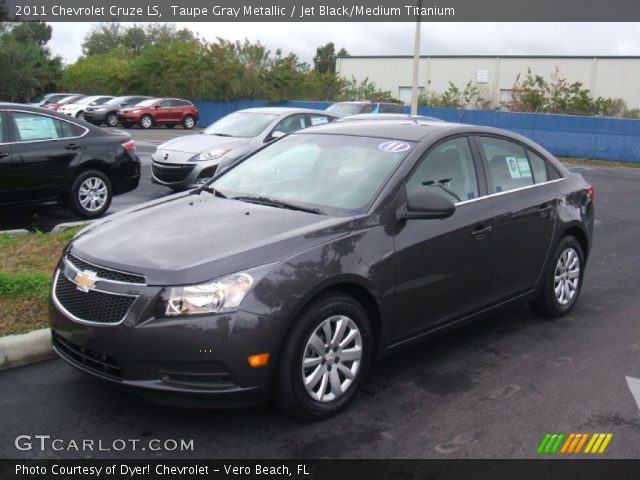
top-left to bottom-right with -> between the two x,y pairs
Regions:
1,128 -> 639,459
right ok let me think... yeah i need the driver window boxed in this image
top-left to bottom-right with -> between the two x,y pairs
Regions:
273,114 -> 306,135
406,137 -> 479,203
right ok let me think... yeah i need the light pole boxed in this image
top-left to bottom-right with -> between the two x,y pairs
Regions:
410,2 -> 422,115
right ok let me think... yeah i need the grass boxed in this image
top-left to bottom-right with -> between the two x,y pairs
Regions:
559,156 -> 640,169
0,227 -> 80,336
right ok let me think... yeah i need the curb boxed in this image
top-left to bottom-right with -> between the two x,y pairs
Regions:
0,328 -> 55,371
51,220 -> 93,233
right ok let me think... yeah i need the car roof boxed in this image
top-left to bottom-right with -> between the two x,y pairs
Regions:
294,118 -> 540,143
238,107 -> 335,115
338,113 -> 443,122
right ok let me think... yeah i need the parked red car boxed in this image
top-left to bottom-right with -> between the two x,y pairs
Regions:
41,95 -> 86,112
116,98 -> 199,129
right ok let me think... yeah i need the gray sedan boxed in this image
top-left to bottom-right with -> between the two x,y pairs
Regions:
150,107 -> 336,190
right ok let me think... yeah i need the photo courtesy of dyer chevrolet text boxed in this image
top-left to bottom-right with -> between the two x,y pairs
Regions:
15,463 -> 310,477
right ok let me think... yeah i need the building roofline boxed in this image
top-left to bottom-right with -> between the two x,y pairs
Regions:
338,55 -> 640,60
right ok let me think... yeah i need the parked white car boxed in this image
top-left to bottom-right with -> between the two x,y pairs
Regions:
58,95 -> 115,120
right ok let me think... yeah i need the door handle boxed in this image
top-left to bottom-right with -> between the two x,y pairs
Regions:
539,203 -> 553,218
0,152 -> 9,158
472,225 -> 492,240
65,143 -> 82,150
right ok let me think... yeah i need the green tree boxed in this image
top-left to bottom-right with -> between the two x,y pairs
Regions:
313,42 -> 349,74
0,22 -> 62,101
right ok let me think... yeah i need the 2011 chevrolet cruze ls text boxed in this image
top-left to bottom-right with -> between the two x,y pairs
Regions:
50,119 -> 594,418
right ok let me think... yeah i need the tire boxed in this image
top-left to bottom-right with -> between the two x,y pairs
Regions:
166,124 -> 176,129
106,113 -> 118,127
273,293 -> 373,419
182,115 -> 195,129
139,115 -> 153,129
76,111 -> 85,121
69,170 -> 112,218
530,236 -> 584,318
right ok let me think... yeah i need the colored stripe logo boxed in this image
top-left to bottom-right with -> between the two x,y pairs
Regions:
537,433 -> 613,454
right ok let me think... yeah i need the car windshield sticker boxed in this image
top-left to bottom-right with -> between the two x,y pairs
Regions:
379,141 -> 411,153
310,116 -> 329,126
506,156 -> 533,179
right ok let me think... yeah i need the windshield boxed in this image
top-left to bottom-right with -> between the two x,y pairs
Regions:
212,133 -> 411,215
70,96 -> 98,105
104,96 -> 130,106
203,112 -> 278,138
134,99 -> 159,107
326,103 -> 373,117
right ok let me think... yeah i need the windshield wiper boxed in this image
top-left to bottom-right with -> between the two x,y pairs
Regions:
193,185 -> 227,198
232,195 -> 326,215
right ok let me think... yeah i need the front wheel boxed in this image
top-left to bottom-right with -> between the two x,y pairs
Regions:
106,113 -> 118,127
139,115 -> 153,129
273,293 -> 373,419
530,236 -> 584,317
69,170 -> 112,218
182,115 -> 195,129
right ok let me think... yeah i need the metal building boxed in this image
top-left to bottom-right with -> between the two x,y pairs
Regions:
336,56 -> 640,109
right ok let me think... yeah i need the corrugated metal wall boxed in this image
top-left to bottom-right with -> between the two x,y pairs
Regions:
336,56 -> 640,109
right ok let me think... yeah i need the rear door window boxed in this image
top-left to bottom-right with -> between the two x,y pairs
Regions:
307,114 -> 332,127
0,112 -> 5,143
273,114 -> 306,134
478,136 -> 534,193
10,112 -> 81,141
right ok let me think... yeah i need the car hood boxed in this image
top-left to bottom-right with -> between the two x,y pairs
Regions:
70,193 -> 354,285
153,135 -> 253,163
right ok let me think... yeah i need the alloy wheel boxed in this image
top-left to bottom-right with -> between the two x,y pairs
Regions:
301,315 -> 363,403
554,247 -> 580,306
78,177 -> 108,212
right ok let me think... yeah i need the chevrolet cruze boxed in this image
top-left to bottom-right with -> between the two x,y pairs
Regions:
50,119 -> 594,418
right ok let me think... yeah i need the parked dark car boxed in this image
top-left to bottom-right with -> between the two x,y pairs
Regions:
50,119 -> 593,418
151,107 -> 336,190
58,95 -> 115,120
117,98 -> 199,129
0,104 -> 140,218
84,96 -> 154,127
326,101 -> 406,117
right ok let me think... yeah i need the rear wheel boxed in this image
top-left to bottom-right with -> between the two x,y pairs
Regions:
69,170 -> 112,218
530,236 -> 584,317
273,293 -> 372,419
139,115 -> 153,129
106,113 -> 118,127
76,111 -> 85,121
182,115 -> 195,129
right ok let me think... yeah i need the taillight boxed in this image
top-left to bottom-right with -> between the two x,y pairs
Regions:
585,184 -> 594,201
122,140 -> 135,152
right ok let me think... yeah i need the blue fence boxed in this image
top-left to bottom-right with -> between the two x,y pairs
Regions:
191,99 -> 640,163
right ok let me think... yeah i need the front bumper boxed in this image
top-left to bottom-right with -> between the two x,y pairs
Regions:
49,258 -> 282,407
150,158 -> 218,189
116,113 -> 141,124
83,111 -> 109,124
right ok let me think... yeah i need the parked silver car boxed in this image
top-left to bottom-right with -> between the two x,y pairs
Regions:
150,107 -> 336,190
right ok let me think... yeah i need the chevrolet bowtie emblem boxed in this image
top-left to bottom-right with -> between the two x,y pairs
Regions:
74,270 -> 98,292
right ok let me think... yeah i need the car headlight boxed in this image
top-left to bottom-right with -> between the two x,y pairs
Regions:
194,148 -> 232,161
161,264 -> 275,317
130,109 -> 141,113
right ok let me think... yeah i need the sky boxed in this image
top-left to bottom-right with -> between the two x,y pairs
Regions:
48,22 -> 640,65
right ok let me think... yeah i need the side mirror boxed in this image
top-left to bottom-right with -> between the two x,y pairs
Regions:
398,189 -> 456,220
154,105 -> 161,109
268,130 -> 286,141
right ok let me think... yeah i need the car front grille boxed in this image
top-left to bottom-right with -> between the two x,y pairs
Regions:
54,272 -> 136,324
152,161 -> 196,183
66,254 -> 145,284
53,332 -> 122,380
